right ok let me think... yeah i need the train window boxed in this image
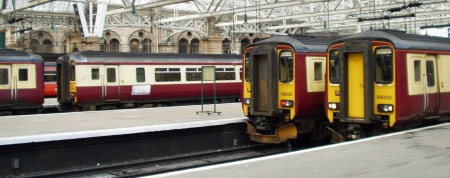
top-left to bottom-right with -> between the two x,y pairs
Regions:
91,68 -> 99,80
44,70 -> 57,82
0,69 -> 8,85
374,47 -> 393,84
216,68 -> 236,80
279,50 -> 293,82
414,60 -> 421,82
107,68 -> 116,83
314,62 -> 323,81
136,68 -> 145,82
329,49 -> 340,84
426,61 -> 435,87
44,74 -> 56,82
155,68 -> 181,82
18,69 -> 28,81
245,53 -> 251,82
186,68 -> 201,81
70,64 -> 75,81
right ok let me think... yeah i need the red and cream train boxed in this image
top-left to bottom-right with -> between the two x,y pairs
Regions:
56,51 -> 242,111
0,50 -> 242,115
0,50 -> 44,115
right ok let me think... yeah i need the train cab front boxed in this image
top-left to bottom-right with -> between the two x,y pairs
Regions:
326,41 -> 396,140
242,45 -> 297,144
56,56 -> 78,111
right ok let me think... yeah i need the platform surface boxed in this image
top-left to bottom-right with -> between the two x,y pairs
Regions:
153,122 -> 450,178
0,103 -> 246,145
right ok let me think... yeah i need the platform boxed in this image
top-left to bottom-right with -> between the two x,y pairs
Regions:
0,103 -> 246,145
153,122 -> 450,178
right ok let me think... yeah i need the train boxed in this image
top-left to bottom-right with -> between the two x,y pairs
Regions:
0,50 -> 44,115
0,50 -> 242,115
56,51 -> 242,111
241,35 -> 337,143
243,30 -> 450,144
44,62 -> 57,97
326,30 -> 450,140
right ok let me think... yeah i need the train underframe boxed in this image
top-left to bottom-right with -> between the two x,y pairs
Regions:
246,115 -> 330,144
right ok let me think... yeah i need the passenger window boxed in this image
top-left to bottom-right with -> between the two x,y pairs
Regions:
136,68 -> 145,82
329,49 -> 340,84
0,68 -> 8,85
426,61 -> 435,87
374,48 -> 393,84
186,68 -> 201,81
216,68 -> 236,80
91,68 -> 99,80
279,50 -> 293,82
245,53 -> 251,82
155,68 -> 181,82
107,68 -> 116,82
314,62 -> 323,81
18,69 -> 28,81
414,60 -> 421,82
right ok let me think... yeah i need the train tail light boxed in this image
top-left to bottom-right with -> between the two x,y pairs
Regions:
280,100 -> 294,108
244,98 -> 251,105
70,92 -> 76,97
377,104 -> 394,113
328,102 -> 340,110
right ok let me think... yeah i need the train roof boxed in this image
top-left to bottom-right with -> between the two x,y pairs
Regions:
0,50 -> 43,62
58,51 -> 241,64
331,30 -> 450,51
246,35 -> 338,53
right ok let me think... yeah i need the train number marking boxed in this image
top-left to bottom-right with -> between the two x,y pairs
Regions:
281,92 -> 292,96
376,95 -> 392,100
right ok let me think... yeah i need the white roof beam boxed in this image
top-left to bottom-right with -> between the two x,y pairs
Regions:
106,0 -> 189,16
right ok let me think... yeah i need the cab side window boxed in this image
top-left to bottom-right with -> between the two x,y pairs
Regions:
374,47 -> 393,84
279,50 -> 293,82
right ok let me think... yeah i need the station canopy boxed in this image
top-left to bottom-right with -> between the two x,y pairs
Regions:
1,0 -> 449,36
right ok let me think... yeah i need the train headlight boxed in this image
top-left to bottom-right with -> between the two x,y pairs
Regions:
70,92 -> 76,97
328,102 -> 340,110
244,98 -> 251,105
280,100 -> 294,108
377,104 -> 394,113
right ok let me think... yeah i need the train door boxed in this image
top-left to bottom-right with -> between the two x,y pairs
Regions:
11,64 -> 37,104
347,53 -> 365,118
424,55 -> 438,115
436,55 -> 450,113
103,65 -> 120,101
0,65 -> 12,106
249,45 -> 278,116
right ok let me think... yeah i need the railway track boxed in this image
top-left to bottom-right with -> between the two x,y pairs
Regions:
30,144 -> 288,177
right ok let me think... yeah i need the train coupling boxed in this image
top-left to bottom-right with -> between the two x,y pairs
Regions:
326,127 -> 345,143
246,122 -> 298,144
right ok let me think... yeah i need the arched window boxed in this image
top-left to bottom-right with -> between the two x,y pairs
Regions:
110,39 -> 120,52
142,38 -> 151,53
190,38 -> 200,54
178,38 -> 188,53
130,38 -> 140,52
222,39 -> 230,54
42,39 -> 53,53
253,38 -> 261,43
29,39 -> 40,53
240,38 -> 250,54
